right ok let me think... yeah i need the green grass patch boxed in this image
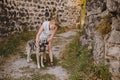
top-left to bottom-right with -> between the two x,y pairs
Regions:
2,73 -> 57,80
61,34 -> 111,80
16,73 -> 57,80
31,73 -> 57,80
81,0 -> 86,17
81,0 -> 86,27
0,31 -> 36,57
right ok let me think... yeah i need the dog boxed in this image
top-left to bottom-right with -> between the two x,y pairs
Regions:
25,39 -> 48,68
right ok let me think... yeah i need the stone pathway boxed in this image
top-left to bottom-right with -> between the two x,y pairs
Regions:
0,30 -> 77,80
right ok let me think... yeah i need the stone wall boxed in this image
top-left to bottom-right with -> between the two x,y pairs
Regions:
0,0 -> 81,37
80,0 -> 120,80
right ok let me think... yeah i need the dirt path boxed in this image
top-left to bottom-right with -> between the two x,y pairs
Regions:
0,30 -> 77,80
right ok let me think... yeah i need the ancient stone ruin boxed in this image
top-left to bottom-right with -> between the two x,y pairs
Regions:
0,0 -> 81,37
80,0 -> 120,80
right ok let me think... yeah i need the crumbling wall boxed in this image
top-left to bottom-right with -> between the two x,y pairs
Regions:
80,0 -> 120,80
0,0 -> 81,37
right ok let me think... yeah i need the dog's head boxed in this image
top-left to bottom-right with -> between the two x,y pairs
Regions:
38,39 -> 48,52
39,39 -> 48,46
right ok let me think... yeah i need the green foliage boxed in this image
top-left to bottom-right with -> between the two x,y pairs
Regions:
93,64 -> 111,80
81,0 -> 86,4
81,0 -> 86,28
2,73 -> 57,80
61,34 -> 111,80
56,26 -> 70,34
31,73 -> 57,80
81,0 -> 86,9
0,31 -> 36,57
97,14 -> 112,35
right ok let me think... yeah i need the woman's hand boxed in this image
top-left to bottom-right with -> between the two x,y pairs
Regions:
35,40 -> 39,46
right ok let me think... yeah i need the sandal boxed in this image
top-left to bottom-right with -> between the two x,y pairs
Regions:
50,62 -> 54,67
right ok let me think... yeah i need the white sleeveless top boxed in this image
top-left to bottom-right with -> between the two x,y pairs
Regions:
39,21 -> 53,40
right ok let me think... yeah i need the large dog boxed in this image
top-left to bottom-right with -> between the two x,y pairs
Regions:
26,39 -> 48,68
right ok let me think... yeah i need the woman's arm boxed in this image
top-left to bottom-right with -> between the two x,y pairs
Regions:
35,25 -> 44,45
48,27 -> 57,42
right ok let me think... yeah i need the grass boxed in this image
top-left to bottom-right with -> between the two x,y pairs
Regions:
31,73 -> 57,80
0,31 -> 36,57
81,0 -> 86,27
16,73 -> 57,80
61,33 -> 111,80
2,73 -> 57,80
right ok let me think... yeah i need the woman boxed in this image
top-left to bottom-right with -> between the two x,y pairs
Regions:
35,19 -> 58,66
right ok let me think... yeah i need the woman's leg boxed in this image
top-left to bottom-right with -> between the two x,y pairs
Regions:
48,41 -> 53,63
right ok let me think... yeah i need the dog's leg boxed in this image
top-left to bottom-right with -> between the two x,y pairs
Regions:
43,52 -> 47,59
29,53 -> 32,61
27,48 -> 31,62
26,42 -> 33,62
36,47 -> 40,68
27,49 -> 32,62
36,53 -> 40,68
41,53 -> 44,67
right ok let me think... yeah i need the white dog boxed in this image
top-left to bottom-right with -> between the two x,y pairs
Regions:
26,39 -> 48,68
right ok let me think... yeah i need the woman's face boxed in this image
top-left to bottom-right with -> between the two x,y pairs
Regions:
50,24 -> 56,30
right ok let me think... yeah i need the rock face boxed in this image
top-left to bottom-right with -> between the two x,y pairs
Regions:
0,0 -> 81,37
80,0 -> 120,80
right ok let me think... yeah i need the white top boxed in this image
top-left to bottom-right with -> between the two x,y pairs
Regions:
39,21 -> 53,40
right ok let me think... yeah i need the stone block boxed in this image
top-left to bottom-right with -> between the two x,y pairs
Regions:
108,30 -> 120,44
112,17 -> 120,31
107,47 -> 120,60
